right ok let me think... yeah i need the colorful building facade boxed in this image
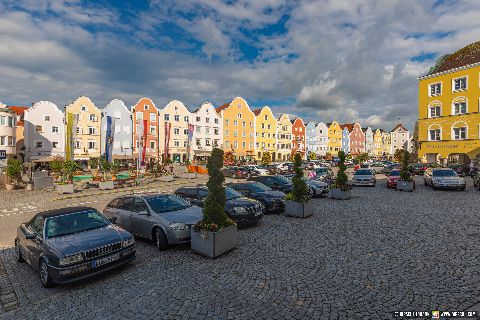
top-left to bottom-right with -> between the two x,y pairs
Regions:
315,122 -> 329,157
349,123 -> 365,155
291,117 -> 306,158
341,125 -> 350,154
373,129 -> 384,157
0,103 -> 17,161
101,99 -> 132,159
390,123 -> 410,155
276,114 -> 292,161
216,97 -> 255,160
159,100 -> 192,163
254,106 -> 277,161
363,127 -> 374,156
382,131 -> 392,157
132,97 -> 159,162
192,102 -> 223,160
327,121 -> 342,156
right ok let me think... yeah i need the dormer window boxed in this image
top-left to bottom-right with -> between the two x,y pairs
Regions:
144,104 -> 149,110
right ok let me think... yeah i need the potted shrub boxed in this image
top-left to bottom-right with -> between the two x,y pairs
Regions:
5,159 -> 22,191
285,152 -> 314,218
191,148 -> 237,258
49,157 -> 64,182
329,150 -> 352,200
98,158 -> 114,190
57,160 -> 80,194
397,150 -> 414,192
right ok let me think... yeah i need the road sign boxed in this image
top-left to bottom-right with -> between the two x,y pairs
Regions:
0,150 -> 6,160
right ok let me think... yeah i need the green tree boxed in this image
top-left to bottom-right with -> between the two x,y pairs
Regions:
261,151 -> 272,165
400,150 -> 413,182
394,149 -> 404,163
62,160 -> 81,183
49,157 -> 64,176
5,159 -> 22,184
308,152 -> 317,161
198,148 -> 233,231
335,150 -> 350,190
355,153 -> 369,164
289,153 -> 309,203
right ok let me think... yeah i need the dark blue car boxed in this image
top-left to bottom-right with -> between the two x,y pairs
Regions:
15,206 -> 136,287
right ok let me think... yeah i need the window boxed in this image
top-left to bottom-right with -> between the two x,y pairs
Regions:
35,125 -> 43,132
196,116 -> 201,122
29,216 -> 44,236
35,141 -> 43,148
136,112 -> 143,120
233,130 -> 238,137
0,116 -> 4,126
174,115 -> 180,121
81,105 -> 87,112
52,126 -> 59,133
44,116 -> 50,121
214,128 -> 219,135
242,121 -> 246,127
429,83 -> 441,96
233,141 -> 238,148
453,127 -> 467,140
249,142 -> 253,148
75,140 -> 81,149
242,131 -> 246,138
196,126 -> 201,133
150,141 -> 156,149
150,113 -> 156,122
196,139 -> 201,146
453,77 -> 467,91
237,113 -> 242,119
184,116 -> 189,122
234,120 -> 238,126
205,139 -> 211,146
88,141 -> 97,149
205,117 -> 210,123
174,140 -> 180,147
183,141 -> 187,147
205,127 -> 210,134
88,127 -> 96,135
52,141 -> 58,148
184,129 -> 189,135
225,119 -> 229,126
429,105 -> 441,118
214,118 -> 219,124
242,141 -> 246,148
264,115 -> 268,120
261,123 -> 265,129
174,128 -> 180,135
150,126 -> 156,134
144,104 -> 149,110
214,140 -> 219,147
90,114 -> 98,122
225,130 -> 229,136
453,101 -> 467,115
164,114 -> 170,121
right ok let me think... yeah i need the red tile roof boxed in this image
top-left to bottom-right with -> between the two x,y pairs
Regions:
340,123 -> 354,132
252,108 -> 262,116
391,123 -> 408,132
427,41 -> 480,75
215,102 -> 230,114
7,106 -> 29,126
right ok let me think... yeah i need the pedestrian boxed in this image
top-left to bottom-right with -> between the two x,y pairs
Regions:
469,160 -> 477,177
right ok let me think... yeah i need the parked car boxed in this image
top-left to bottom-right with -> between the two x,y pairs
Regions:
424,168 -> 466,190
473,170 -> 480,190
382,163 -> 401,174
226,182 -> 285,213
386,169 -> 415,189
312,167 -> 335,183
276,162 -> 294,173
103,194 -> 202,250
448,164 -> 467,177
223,166 -> 249,179
369,162 -> 386,173
410,163 -> 438,175
352,169 -> 376,187
247,175 -> 293,193
258,164 -> 279,174
15,207 -> 136,287
282,174 -> 329,197
242,165 -> 265,177
175,186 -> 263,225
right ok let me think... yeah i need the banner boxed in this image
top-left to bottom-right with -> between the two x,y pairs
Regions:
141,119 -> 147,165
187,123 -> 194,161
65,113 -> 78,161
104,116 -> 116,163
164,122 -> 171,161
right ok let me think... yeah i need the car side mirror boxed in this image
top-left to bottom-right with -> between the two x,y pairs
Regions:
138,210 -> 150,216
21,225 -> 35,239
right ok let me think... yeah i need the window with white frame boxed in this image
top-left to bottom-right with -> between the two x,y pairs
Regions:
44,116 -> 50,121
75,140 -> 81,149
453,101 -> 467,115
88,141 -> 97,149
150,141 -> 156,149
233,141 -> 238,148
35,141 -> 43,148
196,116 -> 201,122
184,116 -> 189,122
144,104 -> 149,110
81,105 -> 87,112
174,115 -> 180,121
196,126 -> 201,133
205,127 -> 210,134
453,126 -> 467,140
174,140 -> 180,147
52,141 -> 58,148
237,113 -> 242,119
225,119 -> 229,126
429,105 -> 441,118
88,127 -> 96,135
205,139 -> 211,146
136,112 -> 143,120
150,113 -> 156,122
35,125 -> 43,132
150,126 -> 156,134
214,128 -> 219,135
234,120 -> 238,126
89,114 -> 97,122
196,139 -> 201,146
164,114 -> 170,121
174,128 -> 180,135
214,118 -> 219,124
453,77 -> 467,91
205,117 -> 209,123
52,126 -> 59,133
429,83 -> 441,96
233,130 -> 238,137
184,129 -> 188,135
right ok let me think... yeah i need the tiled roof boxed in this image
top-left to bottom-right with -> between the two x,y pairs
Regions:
215,102 -> 230,114
7,106 -> 29,115
253,108 -> 262,116
427,41 -> 480,75
340,123 -> 354,132
391,123 -> 408,132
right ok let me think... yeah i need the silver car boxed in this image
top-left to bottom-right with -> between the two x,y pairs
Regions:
103,194 -> 203,250
352,169 -> 376,187
424,168 -> 466,190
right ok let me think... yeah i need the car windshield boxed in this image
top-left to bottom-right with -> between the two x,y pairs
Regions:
389,170 -> 400,176
273,176 -> 292,184
45,209 -> 110,238
360,164 -> 369,168
315,168 -> 327,174
146,195 -> 191,213
433,170 -> 457,177
226,187 -> 242,200
245,182 -> 272,192
355,170 -> 373,175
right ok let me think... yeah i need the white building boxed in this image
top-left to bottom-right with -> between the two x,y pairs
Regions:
159,100 -> 192,163
0,102 -> 17,162
390,123 -> 410,154
101,99 -> 133,159
315,122 -> 329,157
363,127 -> 374,156
24,101 -> 65,162
191,102 -> 222,160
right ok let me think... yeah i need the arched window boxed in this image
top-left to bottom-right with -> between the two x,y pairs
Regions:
427,124 -> 441,141
428,101 -> 441,118
451,121 -> 468,140
451,97 -> 467,115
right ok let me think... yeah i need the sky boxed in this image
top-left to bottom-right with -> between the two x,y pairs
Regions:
0,0 -> 479,131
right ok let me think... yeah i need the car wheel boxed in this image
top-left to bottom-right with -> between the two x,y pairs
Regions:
477,182 -> 480,191
14,239 -> 24,263
154,228 -> 169,251
309,188 -> 315,198
461,187 -> 466,191
232,174 -> 237,179
39,258 -> 53,288
424,180 -> 427,186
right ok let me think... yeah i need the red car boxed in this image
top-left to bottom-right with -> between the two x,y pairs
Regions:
387,170 -> 415,189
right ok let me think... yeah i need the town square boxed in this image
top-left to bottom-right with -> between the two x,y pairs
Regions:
1,1 -> 480,320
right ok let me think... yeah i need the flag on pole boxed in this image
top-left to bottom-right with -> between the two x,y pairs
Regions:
164,122 -> 171,161
65,113 -> 78,161
105,116 -> 116,162
141,119 -> 147,165
187,124 -> 194,162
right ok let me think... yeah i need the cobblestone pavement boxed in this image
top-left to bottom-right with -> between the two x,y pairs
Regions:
1,174 -> 480,319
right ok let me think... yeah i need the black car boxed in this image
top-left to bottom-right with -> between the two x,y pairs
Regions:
15,207 -> 136,287
226,182 -> 285,213
247,175 -> 293,193
175,186 -> 263,225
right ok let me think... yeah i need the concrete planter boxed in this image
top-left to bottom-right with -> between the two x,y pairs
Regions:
329,188 -> 351,200
159,175 -> 175,182
99,181 -> 115,190
191,224 -> 237,258
179,172 -> 197,179
57,184 -> 74,194
26,183 -> 33,191
5,184 -> 15,191
285,200 -> 314,218
397,181 -> 414,192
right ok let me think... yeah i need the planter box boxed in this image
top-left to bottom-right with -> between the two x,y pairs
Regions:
57,184 -> 74,194
159,175 -> 175,182
329,188 -> 351,200
5,184 -> 15,191
191,224 -> 237,258
397,181 -> 414,192
33,176 -> 54,190
285,200 -> 314,218
99,181 -> 115,190
179,172 -> 197,179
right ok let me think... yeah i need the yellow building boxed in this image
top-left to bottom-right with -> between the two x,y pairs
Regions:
373,129 -> 384,157
65,96 -> 101,162
276,114 -> 292,161
216,97 -> 255,160
382,131 -> 392,158
327,121 -> 342,156
417,41 -> 480,165
253,106 -> 277,161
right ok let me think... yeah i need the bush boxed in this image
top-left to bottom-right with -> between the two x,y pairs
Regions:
394,149 -> 404,163
288,153 -> 309,203
308,152 -> 317,161
355,153 -> 369,164
334,150 -> 351,191
261,151 -> 272,165
49,157 -> 64,175
62,160 -> 81,183
5,159 -> 22,184
400,150 -> 413,182
195,148 -> 234,232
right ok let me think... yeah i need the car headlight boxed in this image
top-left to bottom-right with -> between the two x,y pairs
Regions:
169,222 -> 189,230
233,207 -> 248,214
122,238 -> 135,248
59,253 -> 84,266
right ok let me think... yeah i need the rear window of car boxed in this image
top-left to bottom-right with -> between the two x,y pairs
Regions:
355,170 -> 373,175
389,170 -> 400,176
433,170 -> 457,177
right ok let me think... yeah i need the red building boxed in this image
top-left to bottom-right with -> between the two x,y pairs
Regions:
131,97 -> 160,162
348,122 -> 365,155
291,117 -> 306,159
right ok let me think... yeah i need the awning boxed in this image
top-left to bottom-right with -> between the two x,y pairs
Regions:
194,150 -> 211,156
32,156 -> 57,163
113,154 -> 135,160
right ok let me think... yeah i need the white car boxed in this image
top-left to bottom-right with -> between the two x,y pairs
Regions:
352,169 -> 376,187
245,165 -> 269,176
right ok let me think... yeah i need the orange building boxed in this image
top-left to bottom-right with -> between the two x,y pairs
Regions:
216,97 -> 255,160
131,97 -> 159,161
291,117 -> 306,159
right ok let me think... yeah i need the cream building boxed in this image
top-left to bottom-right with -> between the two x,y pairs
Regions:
192,102 -> 222,160
159,100 -> 192,163
276,114 -> 292,161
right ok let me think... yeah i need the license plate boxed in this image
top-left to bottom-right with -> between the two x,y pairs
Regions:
92,253 -> 120,268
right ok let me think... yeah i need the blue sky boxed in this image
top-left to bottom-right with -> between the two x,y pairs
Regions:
0,0 -> 479,130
